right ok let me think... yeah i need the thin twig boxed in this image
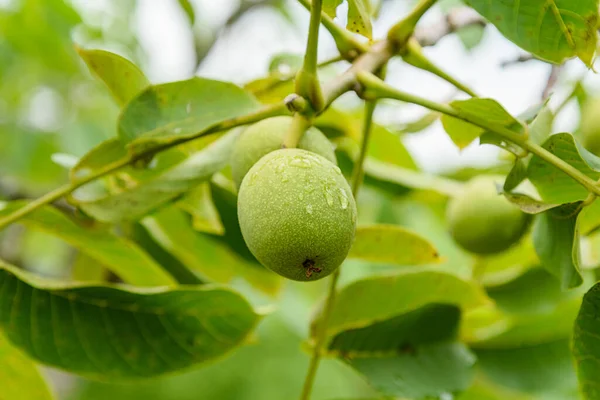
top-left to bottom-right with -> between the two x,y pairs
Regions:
500,54 -> 535,67
542,65 -> 562,100
414,7 -> 486,47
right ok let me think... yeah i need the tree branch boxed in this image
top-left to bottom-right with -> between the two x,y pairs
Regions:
357,71 -> 600,197
414,6 -> 485,47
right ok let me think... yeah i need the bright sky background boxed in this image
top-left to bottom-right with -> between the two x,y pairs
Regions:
110,0 -> 597,172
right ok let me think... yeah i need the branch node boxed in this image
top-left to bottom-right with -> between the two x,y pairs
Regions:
284,94 -> 310,113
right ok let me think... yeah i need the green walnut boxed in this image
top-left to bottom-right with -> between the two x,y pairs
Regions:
231,116 -> 336,189
447,176 -> 529,255
238,148 -> 357,281
580,97 -> 600,156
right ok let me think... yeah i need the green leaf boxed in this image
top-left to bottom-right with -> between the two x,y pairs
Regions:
504,158 -> 528,192
118,77 -> 260,154
347,0 -> 373,39
348,224 -> 440,265
327,303 -> 476,399
367,123 -> 417,169
71,131 -> 238,223
70,138 -> 128,182
322,271 -> 488,339
476,340 -> 577,397
464,0 -> 599,66
348,342 -> 475,399
580,200 -> 600,235
322,0 -> 373,38
574,282 -> 600,399
476,239 -> 539,287
323,0 -> 343,16
529,104 -> 554,146
0,332 -> 53,400
178,0 -> 195,25
363,158 -> 463,196
457,24 -> 486,50
488,268 -> 579,315
502,192 -> 559,214
142,207 -> 281,295
396,111 -> 440,134
268,53 -> 302,75
0,201 -> 175,287
328,304 -> 460,356
0,260 -> 260,379
528,133 -> 600,203
441,98 -> 522,149
532,202 -> 583,289
177,182 -> 224,235
466,268 -> 583,349
505,105 -> 554,191
77,48 -> 150,107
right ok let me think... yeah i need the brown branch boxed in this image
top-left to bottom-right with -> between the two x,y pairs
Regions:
414,7 -> 486,47
542,65 -> 562,100
500,54 -> 535,67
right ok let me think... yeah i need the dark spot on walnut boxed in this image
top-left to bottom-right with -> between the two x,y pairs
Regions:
303,258 -> 322,279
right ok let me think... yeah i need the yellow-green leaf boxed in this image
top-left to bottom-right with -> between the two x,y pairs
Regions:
0,332 -> 53,400
349,224 -> 440,265
0,201 -> 175,287
77,48 -> 149,106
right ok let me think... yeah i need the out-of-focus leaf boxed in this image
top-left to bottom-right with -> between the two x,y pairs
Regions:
348,341 -> 475,399
529,105 -> 554,146
502,192 -> 559,214
488,268 -> 579,315
70,139 -> 127,181
119,77 -> 260,154
580,200 -> 600,235
528,133 -> 600,203
367,124 -> 417,170
142,208 -> 281,296
396,111 -> 440,134
468,268 -> 583,349
532,202 -> 583,290
71,131 -> 238,223
0,201 -> 175,287
504,158 -> 528,192
441,98 -> 523,149
574,282 -> 600,400
268,53 -> 302,75
0,260 -> 260,379
457,377 -> 533,400
77,48 -> 149,106
327,304 -> 460,356
326,301 -> 475,398
321,271 -> 487,339
210,177 -> 258,263
363,158 -> 463,196
476,340 -> 578,398
244,76 -> 294,104
349,224 -> 440,265
323,0 -> 343,16
346,0 -> 373,39
323,0 -> 373,38
316,108 -> 361,140
504,106 -> 554,191
478,239 -> 538,287
464,0 -> 598,66
0,332 -> 53,400
457,24 -> 485,50
178,0 -> 195,25
72,252 -> 106,283
177,182 -> 224,235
